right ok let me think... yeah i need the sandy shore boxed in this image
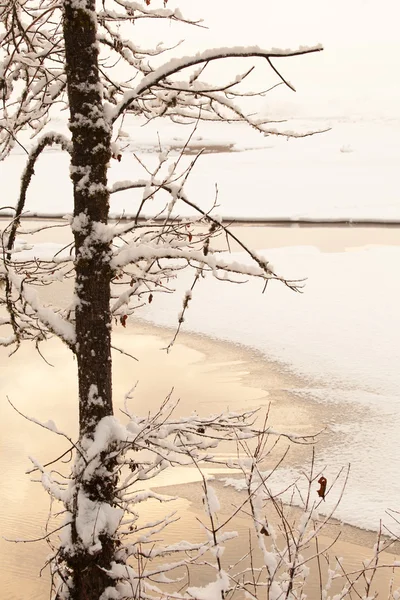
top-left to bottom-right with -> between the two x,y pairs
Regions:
1,321 -> 399,598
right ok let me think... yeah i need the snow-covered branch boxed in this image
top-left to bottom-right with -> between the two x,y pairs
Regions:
0,4 -> 333,600
0,2 -> 65,158
3,269 -> 75,348
110,44 -> 323,122
6,133 -> 72,253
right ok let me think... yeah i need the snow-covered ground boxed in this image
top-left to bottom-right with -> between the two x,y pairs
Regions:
1,116 -> 400,222
2,116 -> 400,533
137,243 -> 400,533
8,234 -> 400,534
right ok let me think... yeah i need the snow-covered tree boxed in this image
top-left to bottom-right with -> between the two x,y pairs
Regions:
0,2 -> 325,599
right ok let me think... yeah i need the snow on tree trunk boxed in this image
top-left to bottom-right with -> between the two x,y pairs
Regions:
0,3 -> 327,598
62,1 -> 115,598
63,0 -> 113,435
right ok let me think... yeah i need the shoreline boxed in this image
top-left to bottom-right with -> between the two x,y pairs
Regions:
150,478 -> 400,598
0,319 -> 399,598
3,218 -> 400,256
130,320 -> 398,547
137,323 -> 400,594
2,214 -> 400,227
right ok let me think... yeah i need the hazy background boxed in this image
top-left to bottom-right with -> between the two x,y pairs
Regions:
141,0 -> 400,120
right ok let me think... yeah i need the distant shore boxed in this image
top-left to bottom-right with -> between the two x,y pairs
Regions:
2,213 -> 400,227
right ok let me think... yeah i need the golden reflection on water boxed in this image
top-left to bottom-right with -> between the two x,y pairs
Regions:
1,223 -> 400,597
1,326 -> 398,599
0,327 -> 279,598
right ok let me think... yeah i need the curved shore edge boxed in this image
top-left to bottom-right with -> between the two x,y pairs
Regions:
131,320 -> 400,546
1,319 -> 399,598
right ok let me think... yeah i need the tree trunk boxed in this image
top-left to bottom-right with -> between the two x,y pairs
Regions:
63,2 -> 115,598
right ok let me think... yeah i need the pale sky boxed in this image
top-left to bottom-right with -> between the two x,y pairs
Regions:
146,0 -> 400,119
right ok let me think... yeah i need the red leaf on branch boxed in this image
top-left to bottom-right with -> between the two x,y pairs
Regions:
120,315 -> 128,327
317,476 -> 327,500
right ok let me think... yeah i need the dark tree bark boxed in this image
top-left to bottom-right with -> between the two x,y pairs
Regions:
0,4 -> 325,597
62,2 -> 115,598
63,0 -> 113,435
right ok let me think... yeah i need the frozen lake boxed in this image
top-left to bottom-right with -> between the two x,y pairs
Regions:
1,118 -> 400,222
1,222 -> 400,538
1,113 -> 400,590
133,223 -> 400,534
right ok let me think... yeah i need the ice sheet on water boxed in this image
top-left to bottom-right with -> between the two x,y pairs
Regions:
1,118 -> 400,221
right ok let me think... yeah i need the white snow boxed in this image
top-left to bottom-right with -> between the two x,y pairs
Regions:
203,485 -> 220,516
9,234 -> 400,534
75,491 -> 123,552
112,44 -> 322,121
1,117 -> 399,222
187,570 -> 230,600
137,243 -> 400,534
2,115 -> 400,534
5,269 -> 75,344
